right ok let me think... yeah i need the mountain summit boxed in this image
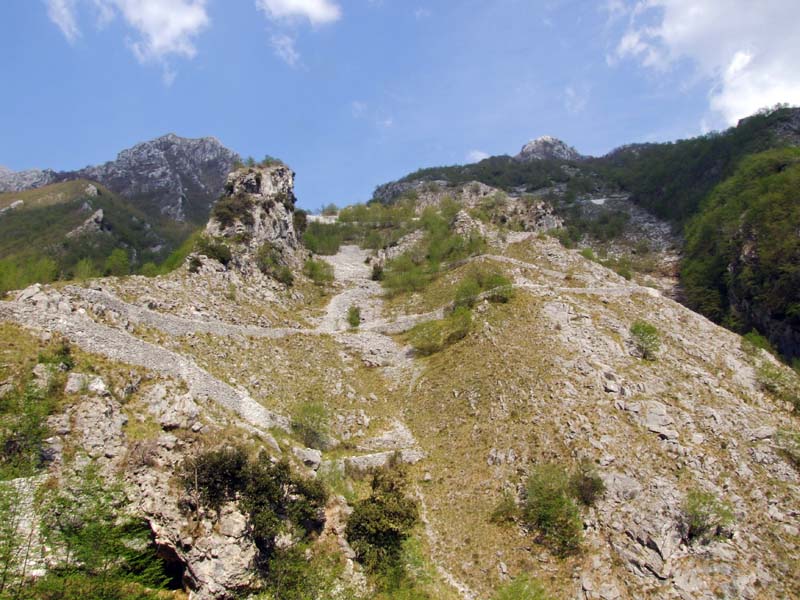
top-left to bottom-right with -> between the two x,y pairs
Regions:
0,134 -> 239,222
515,135 -> 583,161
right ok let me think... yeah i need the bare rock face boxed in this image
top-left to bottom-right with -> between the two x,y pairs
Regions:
0,166 -> 56,192
0,134 -> 239,222
515,135 -> 583,162
206,165 -> 301,262
73,134 -> 238,221
66,208 -> 108,239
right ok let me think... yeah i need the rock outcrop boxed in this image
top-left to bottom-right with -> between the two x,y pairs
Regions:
515,135 -> 583,162
0,166 -> 56,192
205,164 -> 302,264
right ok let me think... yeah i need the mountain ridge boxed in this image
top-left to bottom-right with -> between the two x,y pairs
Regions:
0,133 -> 239,223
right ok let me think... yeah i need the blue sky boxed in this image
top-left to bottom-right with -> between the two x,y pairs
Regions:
1,1 -> 799,210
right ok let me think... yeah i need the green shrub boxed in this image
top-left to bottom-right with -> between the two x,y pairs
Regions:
181,448 -> 327,562
383,255 -> 429,297
139,262 -> 158,277
256,243 -> 293,286
188,256 -> 202,273
522,464 -> 582,556
291,401 -> 330,450
181,446 -> 248,511
579,248 -> 596,261
493,574 -> 552,600
454,278 -> 482,309
756,361 -> 800,411
240,454 -> 327,555
320,203 -> 339,216
303,222 -> 343,255
259,545 -> 337,600
455,266 -> 514,307
569,460 -> 605,506
0,383 -> 60,480
196,238 -> 232,266
630,320 -> 660,360
680,489 -> 734,544
741,330 -> 777,357
303,258 -> 334,285
212,193 -> 254,228
348,305 -> 361,328
292,209 -> 308,235
371,263 -> 384,281
346,464 -> 419,571
73,257 -> 99,280
38,466 -> 171,598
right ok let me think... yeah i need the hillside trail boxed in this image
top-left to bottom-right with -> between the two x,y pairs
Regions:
317,245 -> 417,384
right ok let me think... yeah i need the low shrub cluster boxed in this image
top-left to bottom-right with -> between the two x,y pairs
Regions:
408,306 -> 472,356
680,489 -> 734,544
454,265 -> 514,308
303,258 -> 334,285
381,207 -> 487,297
256,243 -> 294,286
291,401 -> 331,450
521,462 -> 604,556
211,193 -> 254,228
345,463 -> 419,571
181,447 -> 327,562
303,222 -> 344,255
196,237 -> 232,266
11,466 -> 174,600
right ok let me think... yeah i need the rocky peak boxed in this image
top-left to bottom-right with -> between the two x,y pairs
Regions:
516,135 -> 583,162
206,164 -> 300,259
0,166 -> 57,193
72,134 -> 239,221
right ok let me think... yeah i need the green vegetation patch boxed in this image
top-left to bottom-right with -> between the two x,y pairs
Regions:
181,447 -> 327,562
682,147 -> 800,358
630,320 -> 661,361
680,488 -> 734,544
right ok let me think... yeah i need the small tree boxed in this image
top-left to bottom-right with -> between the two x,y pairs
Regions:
569,460 -> 605,506
346,463 -> 419,571
104,248 -> 130,277
73,258 -> 98,280
630,320 -> 660,360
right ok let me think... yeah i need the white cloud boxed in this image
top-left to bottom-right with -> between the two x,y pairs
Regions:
255,0 -> 341,26
564,84 -> 589,114
414,8 -> 431,20
467,150 -> 490,162
351,101 -> 367,118
612,0 -> 800,125
46,0 -> 81,43
47,0 -> 210,64
271,33 -> 300,66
